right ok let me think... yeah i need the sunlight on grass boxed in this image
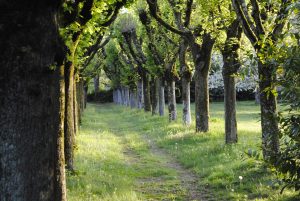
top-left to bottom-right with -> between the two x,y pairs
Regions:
67,101 -> 299,201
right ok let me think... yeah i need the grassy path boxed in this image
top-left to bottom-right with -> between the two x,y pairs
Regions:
67,103 -> 299,201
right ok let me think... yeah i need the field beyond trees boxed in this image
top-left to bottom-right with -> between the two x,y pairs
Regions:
67,102 -> 299,201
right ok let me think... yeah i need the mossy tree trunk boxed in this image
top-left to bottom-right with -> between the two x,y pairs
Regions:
232,0 -> 288,160
258,61 -> 280,159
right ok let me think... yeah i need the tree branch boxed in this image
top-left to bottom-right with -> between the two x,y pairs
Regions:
184,0 -> 193,27
232,0 -> 258,44
100,0 -> 126,26
250,0 -> 265,35
146,0 -> 187,36
271,0 -> 289,41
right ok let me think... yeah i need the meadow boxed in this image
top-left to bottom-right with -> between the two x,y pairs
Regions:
67,101 -> 299,201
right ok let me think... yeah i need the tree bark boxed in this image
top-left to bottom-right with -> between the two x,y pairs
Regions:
258,61 -> 280,160
179,40 -> 192,126
193,36 -> 215,132
195,71 -> 210,132
158,78 -> 165,116
167,80 -> 177,121
222,19 -> 242,144
137,79 -> 144,109
182,77 -> 191,125
151,77 -> 159,115
73,75 -> 79,135
56,64 -> 67,201
64,62 -> 75,171
0,1 -> 66,200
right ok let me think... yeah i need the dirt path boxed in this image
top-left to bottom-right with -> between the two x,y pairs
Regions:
142,135 -> 213,201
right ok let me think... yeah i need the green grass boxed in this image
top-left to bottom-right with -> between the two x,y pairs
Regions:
67,101 -> 299,201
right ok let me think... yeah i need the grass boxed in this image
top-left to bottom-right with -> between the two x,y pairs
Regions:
67,101 -> 299,201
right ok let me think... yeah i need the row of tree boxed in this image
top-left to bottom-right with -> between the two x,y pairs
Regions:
0,0 -> 299,200
0,0 -> 133,200
95,0 -> 299,193
96,0 -> 297,160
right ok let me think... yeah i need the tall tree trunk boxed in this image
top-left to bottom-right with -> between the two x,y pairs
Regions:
193,35 -> 215,132
158,78 -> 165,116
167,80 -> 177,121
0,1 -> 67,200
73,75 -> 79,136
223,74 -> 238,143
182,77 -> 191,125
142,73 -> 152,112
258,62 -> 280,160
57,64 -> 67,200
137,79 -> 144,109
222,19 -> 242,144
64,62 -> 75,171
195,71 -> 210,132
179,40 -> 192,126
151,77 -> 159,115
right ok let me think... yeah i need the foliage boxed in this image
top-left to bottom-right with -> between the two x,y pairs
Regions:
271,25 -> 300,192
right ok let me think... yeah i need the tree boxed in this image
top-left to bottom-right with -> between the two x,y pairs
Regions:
221,19 -> 242,143
146,0 -> 216,132
0,1 -> 66,200
232,0 -> 292,160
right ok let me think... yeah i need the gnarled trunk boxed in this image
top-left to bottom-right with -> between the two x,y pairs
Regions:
0,1 -> 66,200
167,80 -> 177,121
